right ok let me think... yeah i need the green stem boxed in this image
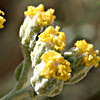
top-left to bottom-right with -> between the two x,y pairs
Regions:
1,45 -> 35,100
1,86 -> 37,100
13,45 -> 31,91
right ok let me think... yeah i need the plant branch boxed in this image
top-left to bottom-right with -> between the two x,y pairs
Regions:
1,45 -> 35,100
13,45 -> 32,91
1,86 -> 36,100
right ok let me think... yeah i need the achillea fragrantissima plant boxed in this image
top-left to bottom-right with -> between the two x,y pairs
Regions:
1,4 -> 100,100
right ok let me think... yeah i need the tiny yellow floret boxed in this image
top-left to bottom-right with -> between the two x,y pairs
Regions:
0,10 -> 6,29
75,40 -> 100,67
39,26 -> 66,50
40,50 -> 72,81
24,4 -> 56,26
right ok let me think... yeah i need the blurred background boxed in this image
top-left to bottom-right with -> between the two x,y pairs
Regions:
0,0 -> 100,100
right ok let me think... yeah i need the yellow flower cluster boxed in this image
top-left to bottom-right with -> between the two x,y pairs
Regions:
40,50 -> 72,81
37,9 -> 55,26
0,10 -> 6,29
75,40 -> 93,53
75,40 -> 100,67
24,4 -> 56,26
24,4 -> 44,18
39,26 -> 66,50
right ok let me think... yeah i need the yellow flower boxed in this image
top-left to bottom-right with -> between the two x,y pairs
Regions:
74,40 -> 93,53
39,26 -> 66,50
41,60 -> 57,79
84,51 -> 100,67
57,64 -> 71,81
40,50 -> 72,81
75,40 -> 100,67
0,10 -> 6,29
24,4 -> 56,26
24,4 -> 44,18
37,9 -> 56,26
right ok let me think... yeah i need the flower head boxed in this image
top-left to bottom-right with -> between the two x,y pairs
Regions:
24,4 -> 55,26
75,40 -> 100,67
74,39 -> 93,53
39,26 -> 66,50
40,50 -> 71,81
37,9 -> 56,26
0,10 -> 6,29
24,4 -> 44,18
84,50 -> 100,67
